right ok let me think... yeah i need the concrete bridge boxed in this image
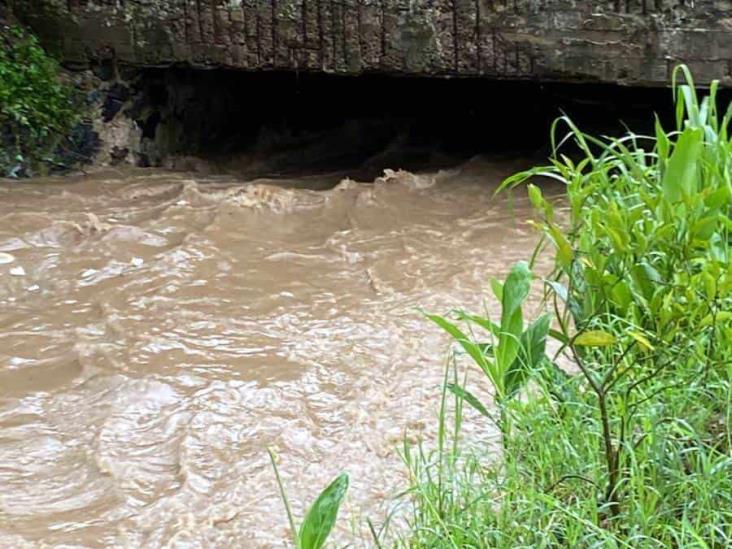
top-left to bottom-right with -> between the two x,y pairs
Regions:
13,0 -> 732,86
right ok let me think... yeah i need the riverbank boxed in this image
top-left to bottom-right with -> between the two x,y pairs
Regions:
394,67 -> 732,546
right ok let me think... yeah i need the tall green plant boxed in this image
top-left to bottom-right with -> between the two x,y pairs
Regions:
426,261 -> 551,436
498,64 -> 732,526
407,65 -> 732,546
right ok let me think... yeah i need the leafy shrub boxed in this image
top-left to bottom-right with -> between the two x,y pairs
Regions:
404,66 -> 732,547
427,261 -> 553,438
0,25 -> 78,177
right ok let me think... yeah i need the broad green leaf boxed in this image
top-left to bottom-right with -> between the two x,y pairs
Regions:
721,214 -> 732,231
505,314 -> 551,397
703,270 -> 717,300
519,314 -> 551,367
628,331 -> 654,352
632,262 -> 663,301
527,183 -> 544,211
605,226 -> 627,253
574,330 -> 617,347
549,328 -> 570,345
427,314 -> 486,369
499,262 -> 531,332
662,127 -> 703,203
692,215 -> 718,240
610,280 -> 633,312
298,473 -> 349,549
490,278 -> 503,302
548,223 -> 573,269
700,311 -> 732,327
427,314 -> 498,389
495,262 -> 532,375
455,311 -> 499,334
705,186 -> 730,209
446,383 -> 492,419
545,280 -> 568,303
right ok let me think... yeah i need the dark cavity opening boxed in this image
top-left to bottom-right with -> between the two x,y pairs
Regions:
129,68 -> 684,180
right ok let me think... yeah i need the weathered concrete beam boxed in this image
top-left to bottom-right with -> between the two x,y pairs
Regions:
11,0 -> 732,85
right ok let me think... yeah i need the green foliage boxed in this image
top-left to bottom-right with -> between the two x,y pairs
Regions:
426,262 -> 550,419
269,449 -> 349,549
403,66 -> 732,547
0,25 -> 78,177
298,474 -> 349,549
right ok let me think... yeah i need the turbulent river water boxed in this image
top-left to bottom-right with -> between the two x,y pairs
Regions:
0,158 -> 546,547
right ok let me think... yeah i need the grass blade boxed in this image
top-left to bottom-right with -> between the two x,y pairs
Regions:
268,448 -> 299,548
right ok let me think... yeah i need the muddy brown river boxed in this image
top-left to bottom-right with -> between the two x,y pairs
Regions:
0,158 -> 543,547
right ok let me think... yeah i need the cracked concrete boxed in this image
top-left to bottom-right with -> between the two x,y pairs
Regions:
12,0 -> 732,85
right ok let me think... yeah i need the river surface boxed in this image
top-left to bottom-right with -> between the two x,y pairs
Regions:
0,158 -> 545,547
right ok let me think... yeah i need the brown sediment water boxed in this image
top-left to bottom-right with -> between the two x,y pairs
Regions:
0,158 -> 548,547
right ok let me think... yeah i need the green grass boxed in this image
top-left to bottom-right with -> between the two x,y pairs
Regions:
398,66 -> 732,547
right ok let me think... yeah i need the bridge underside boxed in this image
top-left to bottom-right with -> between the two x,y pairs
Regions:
13,0 -> 732,86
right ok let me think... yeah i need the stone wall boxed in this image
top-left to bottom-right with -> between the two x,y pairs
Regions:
12,0 -> 732,85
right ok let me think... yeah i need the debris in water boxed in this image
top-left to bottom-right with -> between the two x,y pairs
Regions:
0,252 -> 14,265
9,266 -> 26,276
